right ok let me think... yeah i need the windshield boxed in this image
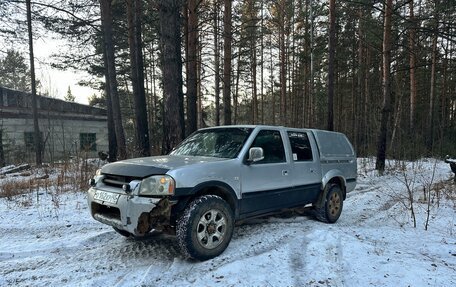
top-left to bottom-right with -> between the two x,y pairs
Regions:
170,128 -> 253,159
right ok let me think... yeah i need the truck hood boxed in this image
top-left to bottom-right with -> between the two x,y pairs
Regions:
100,155 -> 227,178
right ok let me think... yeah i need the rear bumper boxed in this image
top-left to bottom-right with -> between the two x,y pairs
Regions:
87,187 -> 161,236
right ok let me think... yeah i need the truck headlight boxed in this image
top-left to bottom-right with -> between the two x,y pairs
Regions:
89,172 -> 104,187
139,175 -> 175,196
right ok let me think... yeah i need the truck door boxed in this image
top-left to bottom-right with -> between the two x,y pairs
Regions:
240,129 -> 291,217
286,131 -> 322,204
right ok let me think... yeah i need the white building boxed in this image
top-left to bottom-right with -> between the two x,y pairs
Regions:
0,86 -> 108,164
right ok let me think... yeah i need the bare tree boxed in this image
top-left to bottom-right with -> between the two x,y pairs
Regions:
214,0 -> 220,126
427,3 -> 439,152
102,50 -> 117,161
186,0 -> 198,134
158,0 -> 185,153
100,0 -> 127,159
223,0 -> 232,125
0,130 -> 5,167
409,0 -> 417,131
126,0 -> 150,156
26,0 -> 42,166
277,0 -> 287,126
375,0 -> 393,173
327,0 -> 335,131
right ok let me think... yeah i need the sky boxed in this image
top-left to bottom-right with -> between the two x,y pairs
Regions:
0,0 -> 101,105
0,13 -> 98,105
33,36 -> 97,105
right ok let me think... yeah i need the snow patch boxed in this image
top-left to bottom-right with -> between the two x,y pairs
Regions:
0,158 -> 455,286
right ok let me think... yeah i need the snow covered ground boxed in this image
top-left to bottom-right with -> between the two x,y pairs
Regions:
0,158 -> 455,287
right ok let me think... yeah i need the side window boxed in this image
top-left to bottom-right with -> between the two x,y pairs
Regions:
287,131 -> 313,161
250,130 -> 286,163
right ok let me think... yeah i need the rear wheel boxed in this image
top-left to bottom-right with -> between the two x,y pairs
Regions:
176,195 -> 234,261
315,184 -> 343,223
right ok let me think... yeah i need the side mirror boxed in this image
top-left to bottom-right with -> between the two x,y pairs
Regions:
247,147 -> 264,163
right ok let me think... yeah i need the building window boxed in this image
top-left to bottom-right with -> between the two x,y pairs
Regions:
24,132 -> 42,151
80,133 -> 97,151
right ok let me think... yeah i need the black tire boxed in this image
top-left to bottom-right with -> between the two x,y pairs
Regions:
176,195 -> 234,261
314,184 -> 343,223
113,227 -> 132,237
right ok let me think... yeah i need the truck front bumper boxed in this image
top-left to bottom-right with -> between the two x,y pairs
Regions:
87,187 -> 167,236
445,157 -> 456,174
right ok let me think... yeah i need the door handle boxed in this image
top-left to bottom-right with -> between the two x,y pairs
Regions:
282,170 -> 288,176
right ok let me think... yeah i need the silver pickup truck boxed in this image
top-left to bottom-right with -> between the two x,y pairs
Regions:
88,125 -> 356,260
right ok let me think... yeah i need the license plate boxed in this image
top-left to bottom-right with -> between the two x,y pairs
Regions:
94,190 -> 120,204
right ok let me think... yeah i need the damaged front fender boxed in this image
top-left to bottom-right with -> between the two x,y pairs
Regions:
135,198 -> 176,236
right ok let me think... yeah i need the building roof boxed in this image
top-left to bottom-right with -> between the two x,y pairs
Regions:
0,86 -> 106,122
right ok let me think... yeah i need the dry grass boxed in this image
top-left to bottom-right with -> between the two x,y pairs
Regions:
0,159 -> 99,200
435,179 -> 456,207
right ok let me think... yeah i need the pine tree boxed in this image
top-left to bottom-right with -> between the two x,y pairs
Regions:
0,50 -> 30,92
65,86 -> 75,102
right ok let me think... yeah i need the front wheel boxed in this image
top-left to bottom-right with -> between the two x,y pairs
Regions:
176,195 -> 234,261
314,184 -> 343,223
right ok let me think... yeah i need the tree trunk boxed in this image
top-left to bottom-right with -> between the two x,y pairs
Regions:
375,0 -> 393,173
279,0 -> 286,126
197,34 -> 204,128
187,0 -> 198,134
26,0 -> 42,166
100,0 -> 127,159
260,1 -> 264,124
303,0 -> 309,127
149,42 -> 160,154
102,49 -> 117,161
309,0 -> 314,127
214,1 -> 220,126
428,30 -> 438,152
364,47 -> 371,151
223,0 -> 232,125
158,0 -> 185,153
252,45 -> 258,124
440,24 -> 449,133
250,3 -> 258,125
390,71 -> 404,151
409,0 -> 417,131
270,34 -> 275,125
126,0 -> 150,156
234,47 -> 241,124
357,7 -> 365,154
327,0 -> 335,131
0,130 -> 5,167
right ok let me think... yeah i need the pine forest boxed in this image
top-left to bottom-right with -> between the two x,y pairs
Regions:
0,0 -> 455,172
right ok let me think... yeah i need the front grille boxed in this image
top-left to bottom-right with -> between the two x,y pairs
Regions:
103,174 -> 139,188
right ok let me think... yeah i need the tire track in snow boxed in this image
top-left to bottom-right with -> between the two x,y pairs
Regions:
142,217 -> 314,286
0,229 -> 181,286
288,230 -> 309,287
302,230 -> 345,286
